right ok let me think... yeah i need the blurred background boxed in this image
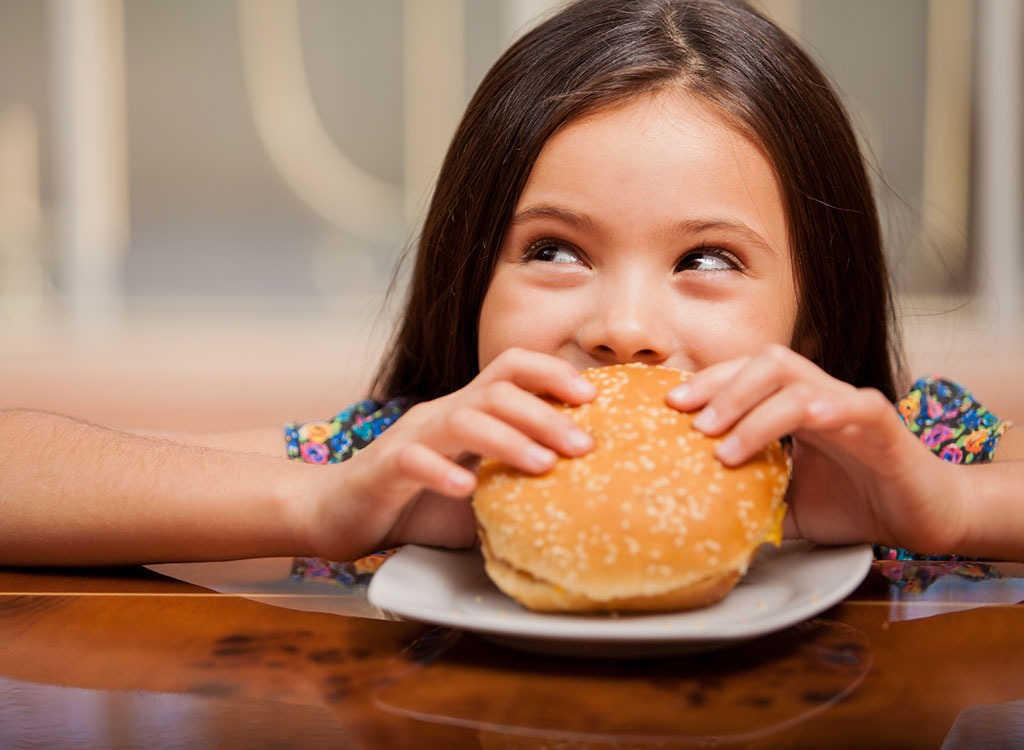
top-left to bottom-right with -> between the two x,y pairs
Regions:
0,0 -> 1021,429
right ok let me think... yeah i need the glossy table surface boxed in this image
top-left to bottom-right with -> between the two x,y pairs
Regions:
3,556 -> 1024,749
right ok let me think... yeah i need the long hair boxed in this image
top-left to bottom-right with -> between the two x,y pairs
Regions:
373,0 -> 903,403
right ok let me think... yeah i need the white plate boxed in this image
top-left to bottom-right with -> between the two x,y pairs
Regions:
368,541 -> 872,657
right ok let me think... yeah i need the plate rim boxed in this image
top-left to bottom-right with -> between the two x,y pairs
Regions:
368,540 -> 872,647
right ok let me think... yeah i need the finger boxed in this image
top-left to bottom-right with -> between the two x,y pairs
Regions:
463,379 -> 593,457
665,357 -> 749,412
391,442 -> 478,499
711,384 -> 819,465
716,384 -> 903,472
478,347 -> 596,405
691,345 -> 844,436
427,405 -> 572,475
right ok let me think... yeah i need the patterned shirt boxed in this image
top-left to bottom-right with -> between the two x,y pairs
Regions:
287,376 -> 1010,581
285,398 -> 407,464
876,376 -> 1008,561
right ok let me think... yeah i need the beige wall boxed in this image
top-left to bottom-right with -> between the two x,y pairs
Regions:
1,1 -> 1022,429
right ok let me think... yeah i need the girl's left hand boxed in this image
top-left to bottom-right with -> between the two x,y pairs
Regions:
666,344 -> 970,555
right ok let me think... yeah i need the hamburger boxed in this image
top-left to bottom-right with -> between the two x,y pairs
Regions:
472,363 -> 790,613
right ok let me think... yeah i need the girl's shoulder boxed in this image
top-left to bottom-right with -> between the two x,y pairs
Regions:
285,397 -> 409,464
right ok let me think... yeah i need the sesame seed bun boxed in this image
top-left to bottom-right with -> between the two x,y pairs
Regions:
472,363 -> 790,613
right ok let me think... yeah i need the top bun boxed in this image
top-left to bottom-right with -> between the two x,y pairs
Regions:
472,363 -> 790,613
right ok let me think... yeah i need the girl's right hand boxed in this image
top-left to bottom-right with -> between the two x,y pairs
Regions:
300,348 -> 597,561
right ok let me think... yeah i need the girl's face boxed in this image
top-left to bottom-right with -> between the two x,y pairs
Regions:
478,89 -> 798,374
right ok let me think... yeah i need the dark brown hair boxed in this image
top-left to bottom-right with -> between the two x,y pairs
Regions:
373,0 -> 903,403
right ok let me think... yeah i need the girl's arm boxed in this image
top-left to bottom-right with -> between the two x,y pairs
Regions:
133,426 -> 289,456
958,428 -> 1024,559
0,409 -> 316,566
0,349 -> 596,567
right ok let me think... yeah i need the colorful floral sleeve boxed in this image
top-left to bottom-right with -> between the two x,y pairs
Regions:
285,397 -> 408,585
896,377 -> 1008,464
876,376 -> 1010,562
285,398 -> 407,464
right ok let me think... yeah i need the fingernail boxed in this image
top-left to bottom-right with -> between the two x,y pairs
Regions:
565,428 -> 593,454
447,470 -> 475,493
691,407 -> 717,432
716,435 -> 742,464
572,378 -> 597,400
525,445 -> 557,471
667,384 -> 690,405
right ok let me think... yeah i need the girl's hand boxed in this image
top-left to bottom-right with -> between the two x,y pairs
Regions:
666,344 -> 970,555
299,348 -> 596,561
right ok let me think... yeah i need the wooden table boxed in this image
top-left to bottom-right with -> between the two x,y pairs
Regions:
3,558 -> 1024,748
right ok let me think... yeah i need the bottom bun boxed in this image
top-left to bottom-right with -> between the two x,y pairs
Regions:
479,528 -> 742,613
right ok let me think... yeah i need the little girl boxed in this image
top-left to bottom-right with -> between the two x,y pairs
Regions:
1,0 -> 1019,567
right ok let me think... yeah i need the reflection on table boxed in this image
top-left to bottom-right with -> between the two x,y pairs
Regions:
2,556 -> 1024,748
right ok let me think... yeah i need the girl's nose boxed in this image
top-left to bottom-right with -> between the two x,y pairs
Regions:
579,289 -> 672,366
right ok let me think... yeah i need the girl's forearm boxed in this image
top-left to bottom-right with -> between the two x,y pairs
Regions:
956,460 -> 1024,562
948,429 -> 1024,560
0,409 -> 315,566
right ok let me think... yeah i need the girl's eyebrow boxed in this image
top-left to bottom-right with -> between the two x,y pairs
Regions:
672,218 -> 781,256
509,205 -> 596,231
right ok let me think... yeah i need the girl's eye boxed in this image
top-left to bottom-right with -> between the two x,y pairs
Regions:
523,240 -> 584,265
675,247 -> 743,273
